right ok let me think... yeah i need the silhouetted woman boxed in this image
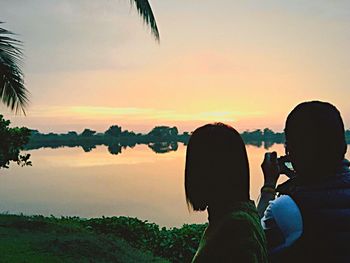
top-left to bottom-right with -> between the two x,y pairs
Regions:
185,123 -> 268,263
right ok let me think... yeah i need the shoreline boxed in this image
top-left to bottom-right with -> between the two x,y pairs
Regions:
0,213 -> 206,262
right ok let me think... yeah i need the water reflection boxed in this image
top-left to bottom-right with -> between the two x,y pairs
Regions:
108,144 -> 122,155
25,139 -> 284,155
2,143 -> 349,227
148,142 -> 179,154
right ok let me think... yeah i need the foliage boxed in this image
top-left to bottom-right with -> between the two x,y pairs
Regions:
148,141 -> 178,153
148,126 -> 179,138
0,23 -> 29,114
0,1 -> 159,115
67,131 -> 78,136
130,0 -> 160,41
25,126 -> 309,152
80,128 -> 96,137
0,213 -> 205,262
0,1 -> 159,114
0,214 -> 167,262
108,143 -> 122,155
105,125 -> 122,137
25,126 -> 189,153
0,114 -> 31,168
84,216 -> 207,263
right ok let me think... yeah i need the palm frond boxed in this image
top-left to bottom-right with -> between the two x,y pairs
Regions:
0,23 -> 29,114
130,0 -> 160,41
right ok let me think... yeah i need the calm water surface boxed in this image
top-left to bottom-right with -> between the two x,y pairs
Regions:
1,143 -> 337,227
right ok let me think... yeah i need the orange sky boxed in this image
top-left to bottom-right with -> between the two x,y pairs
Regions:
2,0 -> 350,133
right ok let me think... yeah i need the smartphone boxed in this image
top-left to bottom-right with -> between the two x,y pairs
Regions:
277,155 -> 296,178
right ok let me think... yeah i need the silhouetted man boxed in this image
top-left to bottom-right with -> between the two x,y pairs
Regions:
257,101 -> 350,263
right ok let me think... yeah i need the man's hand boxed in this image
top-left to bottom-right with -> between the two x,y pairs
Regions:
261,151 -> 280,188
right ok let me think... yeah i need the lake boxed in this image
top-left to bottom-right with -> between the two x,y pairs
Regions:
1,143 -> 341,227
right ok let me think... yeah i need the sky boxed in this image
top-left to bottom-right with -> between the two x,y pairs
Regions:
1,0 -> 350,133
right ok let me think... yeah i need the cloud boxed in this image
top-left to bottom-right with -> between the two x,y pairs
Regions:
25,105 -> 263,123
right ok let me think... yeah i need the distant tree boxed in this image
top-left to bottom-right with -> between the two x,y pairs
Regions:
250,129 -> 263,138
30,129 -> 40,135
0,115 -> 31,168
67,131 -> 78,136
241,129 -> 262,140
128,131 -> 136,136
105,125 -> 122,137
170,127 -> 178,136
263,128 -> 275,139
81,129 -> 96,137
148,126 -> 179,138
121,130 -> 136,137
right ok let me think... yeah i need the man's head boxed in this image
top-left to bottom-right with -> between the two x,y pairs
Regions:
285,101 -> 347,179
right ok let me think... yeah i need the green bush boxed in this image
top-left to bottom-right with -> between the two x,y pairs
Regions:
0,214 -> 205,262
0,115 -> 31,168
83,217 -> 207,263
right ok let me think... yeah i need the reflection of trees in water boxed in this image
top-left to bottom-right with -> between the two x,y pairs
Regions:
263,141 -> 275,150
25,135 -> 289,155
108,144 -> 122,155
81,144 -> 96,152
246,141 -> 263,148
123,141 -> 137,149
28,127 -> 350,155
148,142 -> 178,154
25,139 -> 280,154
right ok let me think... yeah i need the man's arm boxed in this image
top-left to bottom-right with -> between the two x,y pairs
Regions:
257,152 -> 280,218
261,195 -> 303,254
257,188 -> 276,218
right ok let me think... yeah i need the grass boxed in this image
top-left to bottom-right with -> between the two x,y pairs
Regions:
0,214 -> 206,263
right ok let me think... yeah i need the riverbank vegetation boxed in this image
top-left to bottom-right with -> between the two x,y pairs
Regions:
0,214 -> 206,263
24,125 -> 350,154
0,115 -> 31,169
27,125 -> 285,152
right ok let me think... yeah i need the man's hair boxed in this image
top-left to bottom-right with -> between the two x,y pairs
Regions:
285,101 -> 347,178
185,123 -> 250,211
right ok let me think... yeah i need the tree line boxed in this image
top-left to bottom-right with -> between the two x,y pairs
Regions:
29,126 -> 286,142
5,118 -> 350,169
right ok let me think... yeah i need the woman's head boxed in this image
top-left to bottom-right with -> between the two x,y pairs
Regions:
185,123 -> 250,211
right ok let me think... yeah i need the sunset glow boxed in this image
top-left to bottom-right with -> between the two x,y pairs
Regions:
2,0 -> 350,133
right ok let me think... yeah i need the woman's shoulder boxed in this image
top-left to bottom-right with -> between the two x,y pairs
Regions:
193,202 -> 268,263
227,201 -> 260,226
207,202 -> 268,262
216,201 -> 263,240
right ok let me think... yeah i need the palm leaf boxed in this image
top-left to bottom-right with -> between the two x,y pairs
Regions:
130,0 -> 160,41
0,23 -> 28,114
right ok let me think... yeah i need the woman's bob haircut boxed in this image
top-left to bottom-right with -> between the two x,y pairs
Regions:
185,123 -> 250,211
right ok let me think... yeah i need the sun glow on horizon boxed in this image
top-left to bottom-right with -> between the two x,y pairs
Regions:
70,106 -> 264,122
2,0 -> 350,133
